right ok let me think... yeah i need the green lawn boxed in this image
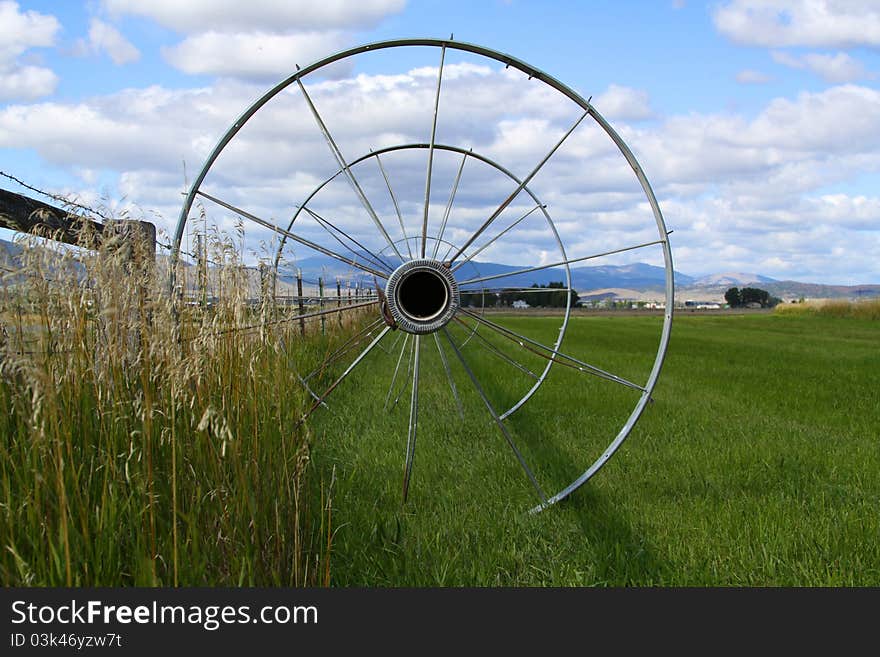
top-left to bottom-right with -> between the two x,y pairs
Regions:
305,312 -> 880,586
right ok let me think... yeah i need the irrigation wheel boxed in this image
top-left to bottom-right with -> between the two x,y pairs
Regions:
172,38 -> 674,513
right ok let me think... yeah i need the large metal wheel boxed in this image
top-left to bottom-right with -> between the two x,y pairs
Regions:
172,38 -> 674,512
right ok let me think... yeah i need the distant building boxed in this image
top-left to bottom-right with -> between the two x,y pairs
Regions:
683,300 -> 722,310
512,300 -> 530,309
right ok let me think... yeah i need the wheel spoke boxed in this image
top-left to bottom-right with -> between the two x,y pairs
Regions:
451,316 -> 539,380
296,371 -> 329,409
459,286 -> 576,296
442,328 -> 547,504
374,152 -> 413,260
457,238 -> 667,287
185,298 -> 378,341
431,149 -> 469,260
299,326 -> 391,425
196,190 -> 388,279
450,203 -> 543,273
384,333 -> 411,410
403,334 -> 421,502
389,333 -> 416,411
446,109 -> 589,265
421,45 -> 446,258
302,318 -> 385,384
171,40 -> 675,516
295,77 -> 404,262
384,329 -> 406,358
301,206 -> 394,274
458,307 -> 646,393
433,332 -> 464,419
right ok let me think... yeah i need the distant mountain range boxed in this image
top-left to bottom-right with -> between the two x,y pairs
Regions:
689,272 -> 777,287
282,255 -> 690,291
678,271 -> 880,302
1,237 -> 877,301
285,254 -> 878,301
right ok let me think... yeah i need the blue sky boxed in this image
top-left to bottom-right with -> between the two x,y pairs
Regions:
1,1 -> 879,285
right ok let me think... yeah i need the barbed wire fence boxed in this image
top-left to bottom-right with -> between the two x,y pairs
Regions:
0,171 -> 380,353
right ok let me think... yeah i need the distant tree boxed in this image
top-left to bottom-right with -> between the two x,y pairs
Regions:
459,290 -> 498,308
724,287 -> 742,307
499,281 -> 576,308
741,287 -> 771,307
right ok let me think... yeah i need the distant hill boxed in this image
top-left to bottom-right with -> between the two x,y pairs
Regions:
690,272 -> 777,287
757,281 -> 880,301
0,236 -> 22,262
2,236 -> 877,301
679,271 -> 879,302
284,254 -> 693,291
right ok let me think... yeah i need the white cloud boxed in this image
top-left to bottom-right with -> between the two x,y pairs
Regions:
593,84 -> 654,121
102,0 -> 407,32
0,65 -> 58,101
0,1 -> 60,100
802,52 -> 869,82
101,0 -> 406,81
0,1 -> 58,62
0,58 -> 878,283
771,50 -> 870,82
658,195 -> 880,282
76,18 -> 141,65
770,50 -> 801,69
713,0 -> 880,48
736,69 -> 772,84
630,84 -> 880,191
162,30 -> 349,80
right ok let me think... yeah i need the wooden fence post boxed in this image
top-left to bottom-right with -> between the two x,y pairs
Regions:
318,276 -> 325,335
336,277 -> 342,327
259,262 -> 275,341
296,268 -> 305,336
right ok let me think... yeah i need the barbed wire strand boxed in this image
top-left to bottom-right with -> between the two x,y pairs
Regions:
1,171 -> 376,294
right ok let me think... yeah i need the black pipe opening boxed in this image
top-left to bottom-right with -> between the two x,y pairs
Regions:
396,269 -> 449,320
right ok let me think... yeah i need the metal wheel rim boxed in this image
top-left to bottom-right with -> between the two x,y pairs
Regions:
170,38 -> 675,513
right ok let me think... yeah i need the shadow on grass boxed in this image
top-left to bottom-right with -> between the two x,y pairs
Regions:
306,405 -> 669,585
557,486 -> 668,585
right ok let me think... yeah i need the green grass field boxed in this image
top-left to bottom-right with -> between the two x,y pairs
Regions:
2,284 -> 877,586
305,312 -> 880,586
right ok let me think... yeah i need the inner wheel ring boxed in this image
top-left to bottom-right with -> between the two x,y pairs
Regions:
385,259 -> 460,334
171,38 -> 675,514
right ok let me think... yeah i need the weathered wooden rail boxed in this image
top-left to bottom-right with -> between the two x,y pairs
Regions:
0,187 -> 155,256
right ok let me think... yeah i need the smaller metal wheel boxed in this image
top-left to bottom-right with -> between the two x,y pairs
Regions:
172,39 -> 674,513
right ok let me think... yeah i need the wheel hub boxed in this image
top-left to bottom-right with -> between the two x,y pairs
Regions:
385,259 -> 459,334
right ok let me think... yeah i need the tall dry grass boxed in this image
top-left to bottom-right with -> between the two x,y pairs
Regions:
0,219 -> 359,586
774,298 -> 880,320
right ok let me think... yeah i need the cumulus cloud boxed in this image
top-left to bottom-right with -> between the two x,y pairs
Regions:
0,65 -> 58,102
102,0 -> 407,32
736,69 -> 772,84
629,84 -> 880,192
771,50 -> 870,82
713,0 -> 880,48
74,18 -> 141,65
0,55 -> 878,283
661,193 -> 880,283
162,30 -> 349,80
101,0 -> 406,80
593,84 -> 654,121
0,1 -> 60,100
